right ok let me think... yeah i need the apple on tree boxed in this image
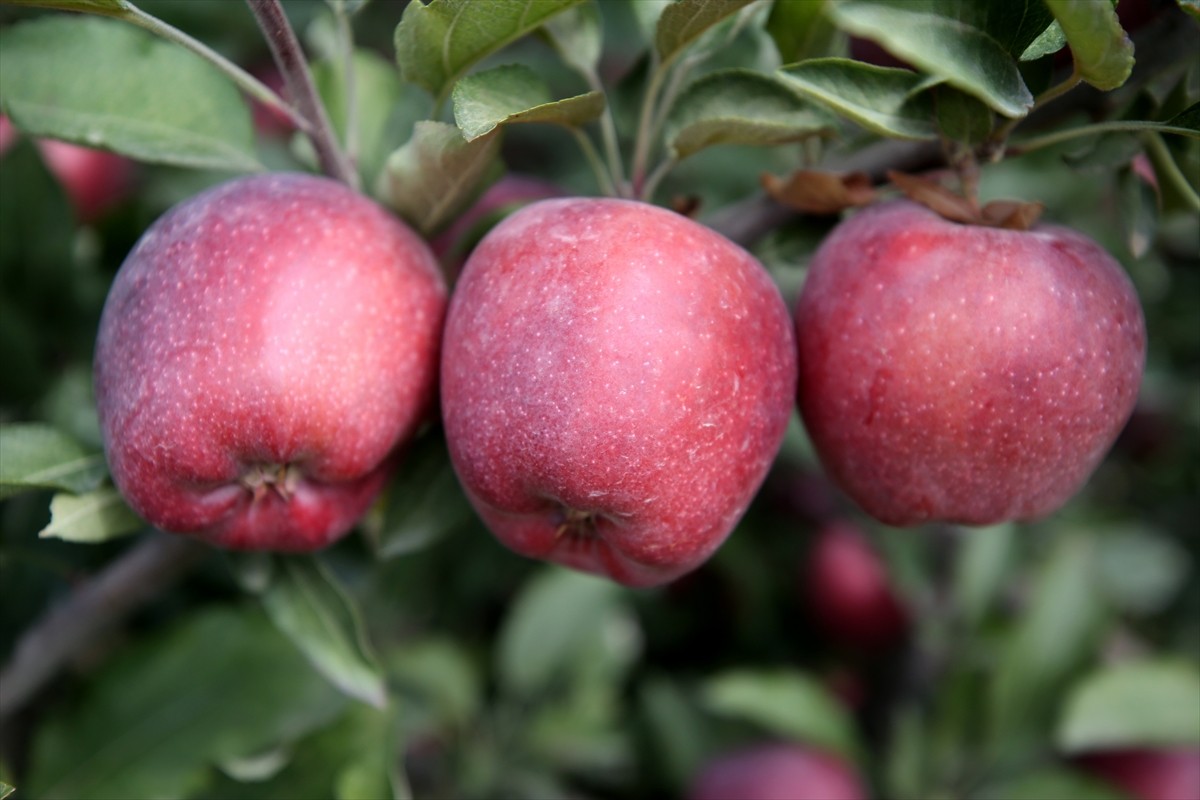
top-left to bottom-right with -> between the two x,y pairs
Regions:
440,197 -> 797,587
687,742 -> 867,800
1077,748 -> 1200,800
0,114 -> 134,223
93,172 -> 446,551
804,521 -> 908,652
794,200 -> 1146,526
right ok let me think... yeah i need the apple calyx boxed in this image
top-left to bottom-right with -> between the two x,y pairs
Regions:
886,169 -> 1044,230
554,506 -> 608,540
240,463 -> 301,502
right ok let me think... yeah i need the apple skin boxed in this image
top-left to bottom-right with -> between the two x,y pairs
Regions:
805,522 -> 908,651
795,201 -> 1146,526
440,198 -> 797,587
687,743 -> 866,800
94,172 -> 446,551
1077,748 -> 1200,800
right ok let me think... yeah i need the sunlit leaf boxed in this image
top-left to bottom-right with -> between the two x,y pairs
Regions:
452,64 -> 605,142
777,58 -> 938,140
378,120 -> 501,236
261,557 -> 389,709
1058,660 -> 1200,753
1045,0 -> 1135,91
830,1 -> 1034,118
0,423 -> 106,499
0,16 -> 259,171
0,0 -> 129,14
38,486 -> 142,543
394,0 -> 584,103
665,68 -> 834,159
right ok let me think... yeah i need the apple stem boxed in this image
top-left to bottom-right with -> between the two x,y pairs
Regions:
245,0 -> 360,191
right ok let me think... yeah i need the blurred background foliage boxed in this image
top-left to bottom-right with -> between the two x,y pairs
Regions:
0,1 -> 1197,799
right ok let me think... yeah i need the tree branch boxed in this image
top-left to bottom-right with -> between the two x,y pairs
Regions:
0,534 -> 209,720
245,0 -> 359,190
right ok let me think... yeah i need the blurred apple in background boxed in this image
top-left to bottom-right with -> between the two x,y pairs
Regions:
1,115 -> 134,223
805,522 -> 908,652
1077,748 -> 1200,800
688,742 -> 867,800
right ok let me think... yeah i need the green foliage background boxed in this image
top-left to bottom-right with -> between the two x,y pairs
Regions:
0,1 -> 1197,799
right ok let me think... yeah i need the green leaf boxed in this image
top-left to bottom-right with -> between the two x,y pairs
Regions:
1096,526 -> 1190,615
261,557 -> 388,709
766,0 -> 845,62
389,638 -> 482,733
665,68 -> 834,159
311,49 -> 406,187
495,566 -> 627,697
27,608 -> 346,800
830,1 -> 1033,118
540,1 -> 603,77
1045,0 -> 1135,90
0,16 -> 259,172
639,678 -> 711,789
0,0 -> 129,14
777,58 -> 938,140
1179,0 -> 1200,22
0,781 -> 13,800
935,86 -> 995,146
0,423 -> 106,499
394,0 -> 584,103
988,534 -> 1109,744
953,524 -> 1016,629
974,768 -> 1126,800
656,0 -> 759,64
699,669 -> 858,758
1058,660 -> 1200,753
1021,21 -> 1067,61
378,120 -> 502,236
38,486 -> 143,543
1167,101 -> 1200,132
369,432 -> 474,560
452,64 -> 605,142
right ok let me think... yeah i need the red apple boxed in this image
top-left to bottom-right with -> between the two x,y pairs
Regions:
440,198 -> 796,587
687,742 -> 867,800
430,174 -> 563,274
94,172 -> 446,551
795,201 -> 1146,526
36,138 -> 134,223
1077,748 -> 1200,800
806,522 -> 908,651
0,115 -> 134,223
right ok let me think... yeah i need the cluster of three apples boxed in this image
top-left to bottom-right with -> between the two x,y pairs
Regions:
94,172 -> 1145,586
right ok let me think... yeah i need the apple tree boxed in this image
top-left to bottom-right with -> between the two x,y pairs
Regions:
0,1 -> 1197,798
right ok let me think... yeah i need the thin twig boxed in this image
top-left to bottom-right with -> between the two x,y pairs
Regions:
0,534 -> 209,720
245,0 -> 359,189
